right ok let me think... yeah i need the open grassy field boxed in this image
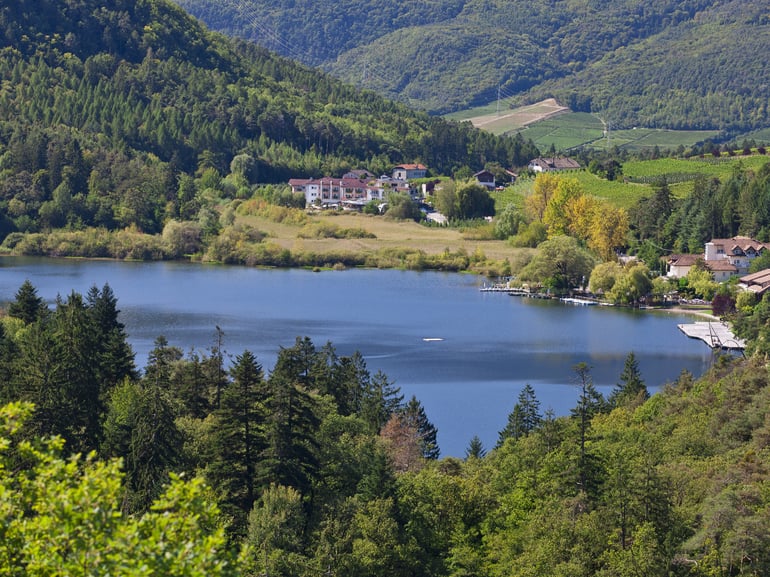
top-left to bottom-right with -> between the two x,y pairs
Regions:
236,210 -> 529,265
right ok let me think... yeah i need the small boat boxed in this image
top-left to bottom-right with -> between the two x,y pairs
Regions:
422,337 -> 444,342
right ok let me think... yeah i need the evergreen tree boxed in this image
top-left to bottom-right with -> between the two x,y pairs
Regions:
608,352 -> 649,408
400,395 -> 440,460
50,291 -> 103,453
172,349 -> 211,419
143,335 -> 183,386
207,350 -> 266,537
465,435 -> 486,459
128,380 -> 183,513
359,369 -> 403,434
205,326 -> 228,410
497,383 -> 542,447
0,324 -> 18,403
8,280 -> 46,324
260,340 -> 321,496
86,283 -> 137,390
570,362 -> 606,499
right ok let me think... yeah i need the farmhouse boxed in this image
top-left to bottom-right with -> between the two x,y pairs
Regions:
528,156 -> 581,172
473,170 -> 496,190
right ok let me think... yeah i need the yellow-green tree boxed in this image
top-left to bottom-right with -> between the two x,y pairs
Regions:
0,402 -> 235,576
525,172 -> 561,221
588,203 -> 630,262
542,177 -> 585,236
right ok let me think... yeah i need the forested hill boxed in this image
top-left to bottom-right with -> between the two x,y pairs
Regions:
0,0 -> 537,236
174,0 -> 770,132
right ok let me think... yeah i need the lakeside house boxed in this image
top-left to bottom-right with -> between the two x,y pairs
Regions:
739,268 -> 770,297
666,236 -> 770,281
527,156 -> 581,172
667,254 -> 704,279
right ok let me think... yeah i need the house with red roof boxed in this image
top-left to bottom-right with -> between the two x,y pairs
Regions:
666,236 -> 770,281
392,164 -> 427,180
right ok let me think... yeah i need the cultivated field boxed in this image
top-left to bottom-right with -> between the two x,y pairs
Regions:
448,99 -> 570,134
447,100 -> 723,152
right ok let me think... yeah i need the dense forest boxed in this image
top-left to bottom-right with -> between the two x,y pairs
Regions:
175,0 -> 770,132
3,277 -> 770,575
0,0 -> 538,241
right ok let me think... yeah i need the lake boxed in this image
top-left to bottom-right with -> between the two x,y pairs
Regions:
0,257 -> 714,457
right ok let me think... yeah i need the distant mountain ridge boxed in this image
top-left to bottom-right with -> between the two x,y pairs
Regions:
174,0 -> 770,133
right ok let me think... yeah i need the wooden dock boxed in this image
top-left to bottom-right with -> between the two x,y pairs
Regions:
677,322 -> 746,350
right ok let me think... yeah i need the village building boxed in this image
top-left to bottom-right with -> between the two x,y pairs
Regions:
288,172 -> 414,209
473,170 -> 496,190
392,163 -> 427,180
666,236 -> 770,280
704,237 -> 770,276
666,254 -> 704,279
527,156 -> 581,172
343,169 -> 374,180
739,269 -> 770,297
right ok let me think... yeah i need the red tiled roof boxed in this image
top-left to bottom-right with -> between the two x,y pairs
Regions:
709,236 -> 770,254
393,164 -> 426,170
740,269 -> 770,284
705,260 -> 737,272
667,254 -> 703,266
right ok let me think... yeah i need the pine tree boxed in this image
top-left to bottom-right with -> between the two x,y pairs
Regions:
360,370 -> 403,434
497,384 -> 542,447
8,280 -> 46,324
608,352 -> 649,408
260,340 -> 321,496
207,350 -> 266,537
465,435 -> 486,459
400,395 -> 440,460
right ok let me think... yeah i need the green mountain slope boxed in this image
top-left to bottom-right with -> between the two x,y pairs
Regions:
174,0 -> 770,132
0,0 -> 535,238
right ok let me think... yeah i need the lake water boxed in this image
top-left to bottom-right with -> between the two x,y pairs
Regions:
0,257 -> 714,457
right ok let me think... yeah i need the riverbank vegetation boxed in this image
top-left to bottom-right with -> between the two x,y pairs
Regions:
2,280 -> 770,575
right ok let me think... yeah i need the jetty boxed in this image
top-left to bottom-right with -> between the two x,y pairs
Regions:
677,321 -> 746,350
560,297 -> 598,306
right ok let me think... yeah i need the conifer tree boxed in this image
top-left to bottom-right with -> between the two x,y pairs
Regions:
400,395 -> 440,460
8,280 -> 46,324
608,352 -> 649,408
465,435 -> 486,459
497,383 -> 542,447
260,339 -> 321,496
86,283 -> 137,390
207,350 -> 266,537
